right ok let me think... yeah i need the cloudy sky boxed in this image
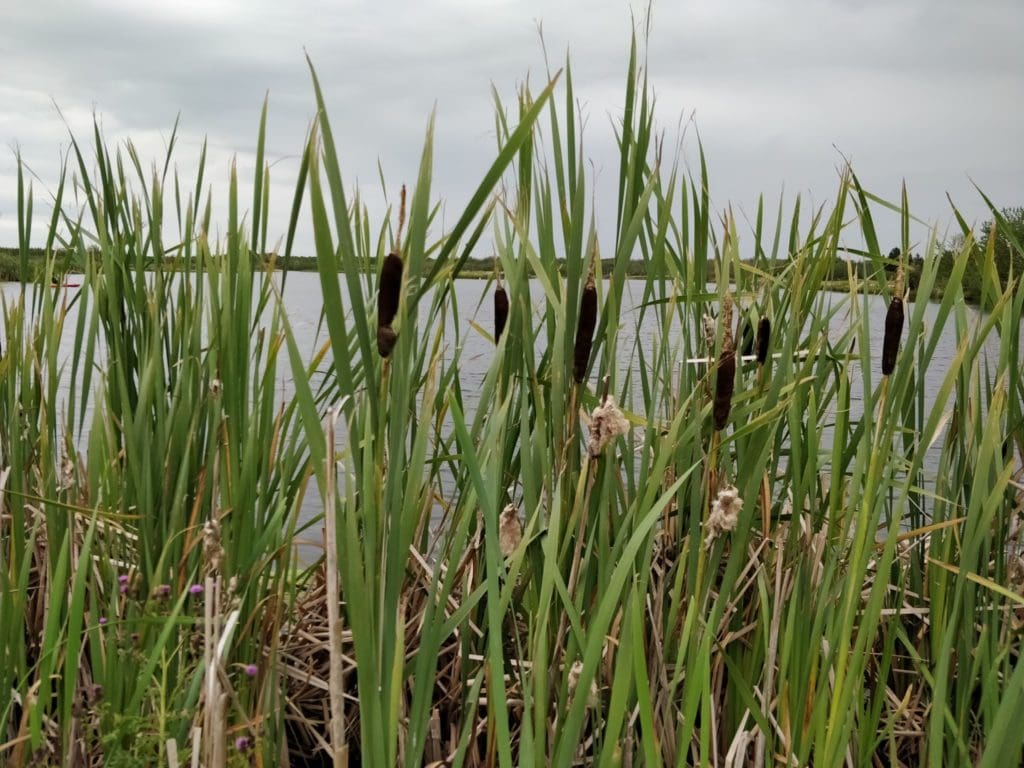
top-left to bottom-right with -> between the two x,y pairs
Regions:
1,0 -> 1021,260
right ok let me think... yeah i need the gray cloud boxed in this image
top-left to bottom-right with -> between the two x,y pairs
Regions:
2,0 -> 1021,257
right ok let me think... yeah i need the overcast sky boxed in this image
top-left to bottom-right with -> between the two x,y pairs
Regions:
2,0 -> 1022,261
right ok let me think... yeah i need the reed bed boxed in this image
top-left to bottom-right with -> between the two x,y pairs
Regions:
2,33 -> 1023,768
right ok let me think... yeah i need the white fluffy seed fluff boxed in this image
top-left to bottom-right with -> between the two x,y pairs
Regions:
704,485 -> 743,548
586,397 -> 630,458
499,504 -> 522,558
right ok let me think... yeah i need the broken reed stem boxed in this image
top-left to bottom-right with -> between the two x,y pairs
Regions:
324,407 -> 348,768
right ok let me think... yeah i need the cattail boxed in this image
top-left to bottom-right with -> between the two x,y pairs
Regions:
712,295 -> 736,431
376,251 -> 403,358
704,484 -> 743,548
881,267 -> 904,376
756,317 -> 771,365
494,284 -> 509,343
378,252 -> 403,327
573,270 -> 598,384
377,325 -> 398,357
499,504 -> 522,557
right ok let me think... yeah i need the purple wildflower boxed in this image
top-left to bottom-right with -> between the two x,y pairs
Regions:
188,584 -> 204,595
234,736 -> 250,751
153,584 -> 172,599
244,664 -> 258,678
98,617 -> 107,626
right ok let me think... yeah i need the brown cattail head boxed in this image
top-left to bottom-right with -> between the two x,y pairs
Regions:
494,284 -> 509,343
712,294 -> 736,431
573,269 -> 598,384
377,325 -> 398,358
756,317 -> 771,365
881,272 -> 904,376
378,252 -> 403,328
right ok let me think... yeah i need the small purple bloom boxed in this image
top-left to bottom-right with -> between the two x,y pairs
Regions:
118,574 -> 129,585
119,584 -> 128,594
188,584 -> 204,595
98,617 -> 107,626
244,664 -> 258,678
153,584 -> 172,598
234,736 -> 250,751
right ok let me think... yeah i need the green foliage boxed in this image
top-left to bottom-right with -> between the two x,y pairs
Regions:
1,27 -> 1022,768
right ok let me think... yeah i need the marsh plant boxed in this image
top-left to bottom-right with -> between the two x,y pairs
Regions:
1,32 -> 1023,768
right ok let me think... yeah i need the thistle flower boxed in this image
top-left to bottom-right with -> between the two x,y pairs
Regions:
235,736 -> 251,751
243,663 -> 258,678
585,396 -> 630,458
188,584 -> 204,595
704,485 -> 743,547
573,269 -> 598,384
153,584 -> 172,599
98,616 -> 108,626
881,267 -> 904,376
494,283 -> 509,343
498,504 -> 522,557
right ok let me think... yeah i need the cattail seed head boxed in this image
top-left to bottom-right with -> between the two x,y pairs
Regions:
378,252 -> 403,328
713,349 -> 736,430
376,251 -> 404,358
377,325 -> 398,358
712,294 -> 736,431
756,317 -> 771,365
573,271 -> 598,384
494,285 -> 509,343
881,297 -> 903,376
881,266 -> 905,376
499,504 -> 522,557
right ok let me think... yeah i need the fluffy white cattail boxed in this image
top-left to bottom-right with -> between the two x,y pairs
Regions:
704,485 -> 743,548
499,504 -> 522,558
585,397 -> 630,458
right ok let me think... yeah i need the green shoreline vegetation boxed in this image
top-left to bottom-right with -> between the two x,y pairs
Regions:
2,32 -> 1023,767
